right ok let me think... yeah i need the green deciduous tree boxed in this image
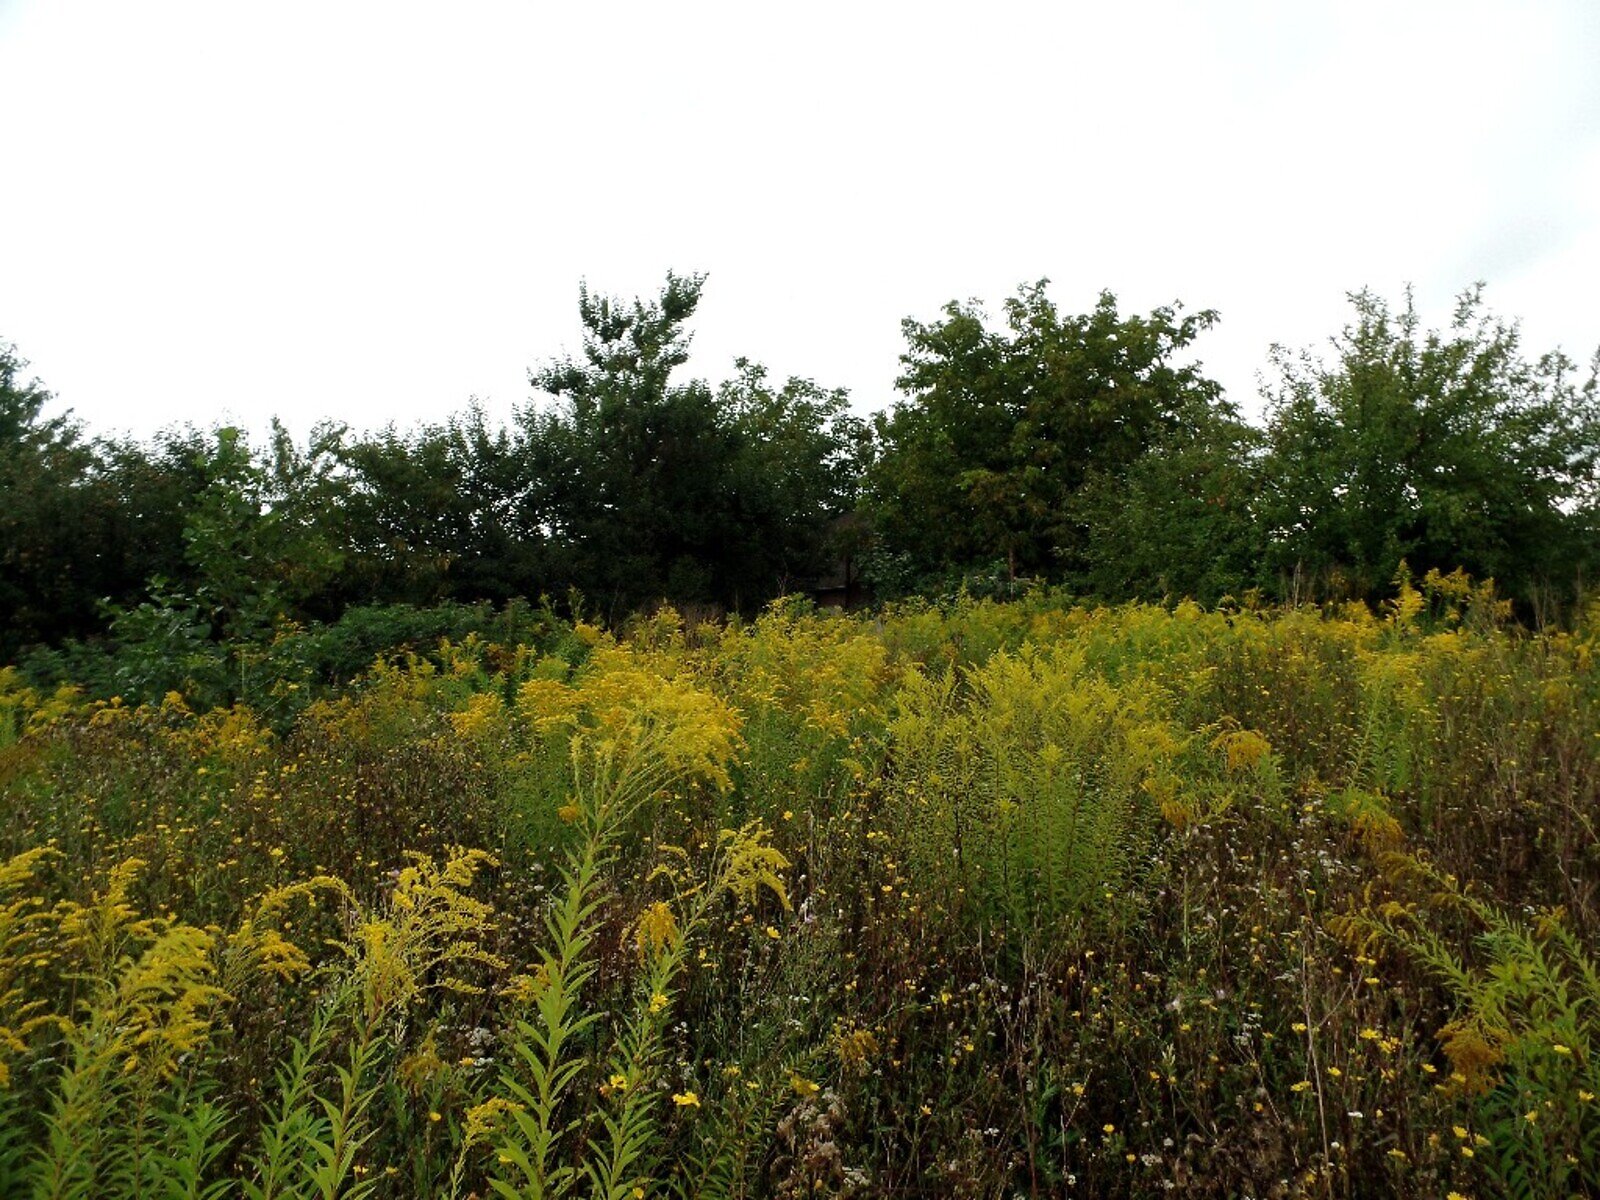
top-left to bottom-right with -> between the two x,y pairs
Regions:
1258,286 -> 1600,608
174,421 -> 351,639
716,358 -> 869,603
1071,400 -> 1264,602
527,274 -> 863,616
527,272 -> 733,615
341,405 -> 553,608
0,342 -> 100,657
867,282 -> 1224,586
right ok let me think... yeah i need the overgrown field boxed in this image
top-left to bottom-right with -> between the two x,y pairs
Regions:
2,578 -> 1598,1199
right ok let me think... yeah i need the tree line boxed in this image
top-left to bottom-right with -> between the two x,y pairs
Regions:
3,272 -> 1598,667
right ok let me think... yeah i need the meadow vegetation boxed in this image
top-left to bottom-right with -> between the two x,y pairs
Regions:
2,573 -> 1597,1198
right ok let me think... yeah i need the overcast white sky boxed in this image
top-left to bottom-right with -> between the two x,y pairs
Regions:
1,1 -> 1597,441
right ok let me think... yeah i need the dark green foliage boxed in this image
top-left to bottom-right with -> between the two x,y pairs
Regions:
18,598 -> 578,723
0,275 -> 863,661
1070,401 -> 1264,602
176,421 -> 353,639
867,281 -> 1226,585
1258,286 -> 1600,607
339,404 -> 555,608
527,274 -> 863,617
526,273 -> 740,616
714,359 -> 869,602
3,277 -> 1598,666
0,344 -> 108,657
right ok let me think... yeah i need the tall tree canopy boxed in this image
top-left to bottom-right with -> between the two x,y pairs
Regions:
4,275 -> 1597,667
528,272 -> 733,614
0,342 -> 99,656
527,273 -> 862,616
867,282 -> 1225,584
1070,401 -> 1263,603
1258,286 -> 1600,606
341,405 -> 551,608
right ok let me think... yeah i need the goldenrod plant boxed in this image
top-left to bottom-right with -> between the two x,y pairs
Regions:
1,586 -> 1597,1197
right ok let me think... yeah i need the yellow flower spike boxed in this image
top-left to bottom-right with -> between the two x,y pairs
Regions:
463,1098 -> 524,1148
632,902 -> 680,959
671,1091 -> 700,1108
